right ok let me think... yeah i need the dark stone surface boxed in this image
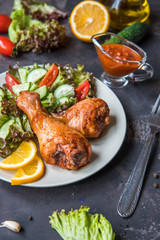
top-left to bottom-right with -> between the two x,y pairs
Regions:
0,0 -> 160,239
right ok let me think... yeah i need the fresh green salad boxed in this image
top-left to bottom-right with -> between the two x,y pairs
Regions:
0,63 -> 95,158
50,206 -> 115,240
0,85 -> 33,158
9,0 -> 67,55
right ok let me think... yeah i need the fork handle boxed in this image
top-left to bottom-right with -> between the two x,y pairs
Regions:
117,133 -> 155,218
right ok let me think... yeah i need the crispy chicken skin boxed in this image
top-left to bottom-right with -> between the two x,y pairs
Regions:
16,91 -> 92,170
51,98 -> 110,138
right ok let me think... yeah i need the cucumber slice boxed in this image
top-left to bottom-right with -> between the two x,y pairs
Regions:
18,68 -> 29,83
0,89 -> 4,98
54,84 -> 75,99
12,83 -> 31,96
26,68 -> 47,83
0,119 -> 15,139
35,85 -> 48,99
29,83 -> 38,91
22,114 -> 33,133
0,115 -> 10,128
59,97 -> 69,105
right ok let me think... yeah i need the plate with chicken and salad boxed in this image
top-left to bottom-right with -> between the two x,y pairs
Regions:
0,63 -> 126,187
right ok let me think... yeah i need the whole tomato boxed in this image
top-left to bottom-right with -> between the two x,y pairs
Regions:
0,15 -> 12,33
0,36 -> 15,56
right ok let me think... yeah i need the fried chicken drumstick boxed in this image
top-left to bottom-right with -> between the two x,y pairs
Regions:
51,98 -> 110,138
17,91 -> 91,170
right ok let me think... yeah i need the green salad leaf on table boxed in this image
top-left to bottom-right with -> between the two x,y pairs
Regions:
14,0 -> 68,21
8,0 -> 67,56
49,206 -> 115,240
0,63 -> 96,158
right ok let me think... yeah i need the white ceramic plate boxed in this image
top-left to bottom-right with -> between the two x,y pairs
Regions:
0,71 -> 126,187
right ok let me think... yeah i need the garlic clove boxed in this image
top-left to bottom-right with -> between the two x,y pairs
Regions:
0,221 -> 21,232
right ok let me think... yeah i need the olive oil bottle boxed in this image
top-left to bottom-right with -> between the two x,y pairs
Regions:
100,0 -> 150,30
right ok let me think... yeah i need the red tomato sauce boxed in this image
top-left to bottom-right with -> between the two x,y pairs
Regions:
96,43 -> 142,77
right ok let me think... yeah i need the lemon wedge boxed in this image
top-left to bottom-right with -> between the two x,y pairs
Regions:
0,140 -> 37,170
70,0 -> 110,42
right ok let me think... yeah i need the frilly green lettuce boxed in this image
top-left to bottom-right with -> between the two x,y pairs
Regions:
13,0 -> 68,21
9,9 -> 41,44
13,0 -> 23,10
0,84 -> 33,158
49,206 -> 115,240
8,0 -> 67,56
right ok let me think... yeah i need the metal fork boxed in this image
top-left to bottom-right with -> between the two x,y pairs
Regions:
117,95 -> 160,218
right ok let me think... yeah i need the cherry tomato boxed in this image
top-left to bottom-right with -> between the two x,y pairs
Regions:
0,15 -> 12,33
39,64 -> 59,88
75,80 -> 90,102
5,73 -> 20,94
0,36 -> 15,56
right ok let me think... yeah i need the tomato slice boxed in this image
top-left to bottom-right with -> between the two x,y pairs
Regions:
39,64 -> 59,88
75,80 -> 90,102
5,73 -> 20,94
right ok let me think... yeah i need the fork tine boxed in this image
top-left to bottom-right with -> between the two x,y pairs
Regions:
151,94 -> 160,115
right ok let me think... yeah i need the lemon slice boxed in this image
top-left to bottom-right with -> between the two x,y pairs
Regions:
70,0 -> 110,42
11,155 -> 44,185
0,140 -> 37,170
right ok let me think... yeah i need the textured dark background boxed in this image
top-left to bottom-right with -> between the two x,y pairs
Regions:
0,0 -> 160,239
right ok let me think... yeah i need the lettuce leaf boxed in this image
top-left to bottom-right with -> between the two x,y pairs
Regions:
49,206 -> 115,240
9,9 -> 43,44
71,64 -> 91,87
13,0 -> 23,10
14,20 -> 65,55
0,84 -> 34,158
9,1 -> 66,56
14,0 -> 68,22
